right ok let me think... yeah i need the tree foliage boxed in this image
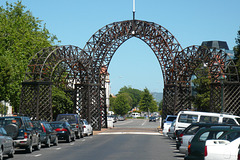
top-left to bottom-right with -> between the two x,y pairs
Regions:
234,26 -> 240,77
112,93 -> 131,116
0,1 -> 59,111
139,88 -> 158,113
52,86 -> 73,119
118,86 -> 142,108
191,67 -> 211,111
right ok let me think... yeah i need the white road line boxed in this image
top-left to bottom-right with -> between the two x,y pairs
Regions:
34,154 -> 42,157
99,132 -> 161,135
141,120 -> 147,126
56,147 -> 61,150
70,142 -> 75,145
82,139 -> 86,141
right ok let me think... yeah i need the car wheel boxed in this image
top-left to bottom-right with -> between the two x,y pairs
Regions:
53,136 -> 58,146
8,144 -> 14,158
26,142 -> 33,153
46,137 -> 51,148
35,139 -> 41,150
0,148 -> 3,160
66,135 -> 71,143
80,131 -> 84,138
71,133 -> 76,141
76,130 -> 81,139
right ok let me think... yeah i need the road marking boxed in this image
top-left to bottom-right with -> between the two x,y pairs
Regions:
82,139 -> 86,141
70,142 -> 75,145
141,120 -> 147,126
34,154 -> 42,157
99,132 -> 161,135
56,147 -> 61,150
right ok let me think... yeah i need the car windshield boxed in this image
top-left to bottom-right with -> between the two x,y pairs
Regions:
236,118 -> 240,125
57,115 -> 76,122
32,121 -> 43,131
166,117 -> 176,122
50,123 -> 64,129
0,117 -> 22,128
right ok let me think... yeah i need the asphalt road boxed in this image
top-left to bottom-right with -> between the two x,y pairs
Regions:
13,119 -> 184,160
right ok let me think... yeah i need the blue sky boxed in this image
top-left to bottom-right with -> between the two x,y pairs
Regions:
1,0 -> 240,94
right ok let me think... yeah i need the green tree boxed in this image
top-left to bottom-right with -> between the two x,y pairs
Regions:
52,86 -> 73,119
0,1 -> 59,111
191,67 -> 211,111
234,26 -> 240,77
118,86 -> 142,108
139,88 -> 158,113
112,93 -> 131,116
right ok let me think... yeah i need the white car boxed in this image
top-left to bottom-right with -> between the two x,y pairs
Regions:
205,137 -> 240,160
83,119 -> 93,136
162,115 -> 177,136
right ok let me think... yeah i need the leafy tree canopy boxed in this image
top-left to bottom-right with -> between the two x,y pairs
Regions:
191,66 -> 211,111
0,1 -> 59,111
139,88 -> 158,113
112,93 -> 131,116
234,26 -> 240,77
118,86 -> 142,108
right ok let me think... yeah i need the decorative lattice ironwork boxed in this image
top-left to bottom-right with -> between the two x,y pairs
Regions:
20,19 -> 240,131
20,82 -> 52,121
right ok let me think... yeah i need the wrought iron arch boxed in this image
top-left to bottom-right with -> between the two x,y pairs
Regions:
20,45 -> 90,120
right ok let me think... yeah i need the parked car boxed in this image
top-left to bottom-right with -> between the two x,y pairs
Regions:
149,117 -> 157,122
185,126 -> 240,160
32,121 -> 58,147
205,137 -> 240,160
50,121 -> 75,143
167,120 -> 176,139
162,115 -> 177,136
179,123 -> 234,154
175,111 -> 240,134
0,127 -> 14,159
118,116 -> 125,121
82,119 -> 93,136
0,116 -> 41,153
56,114 -> 84,139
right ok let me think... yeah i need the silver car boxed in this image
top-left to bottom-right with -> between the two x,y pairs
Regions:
0,127 -> 14,160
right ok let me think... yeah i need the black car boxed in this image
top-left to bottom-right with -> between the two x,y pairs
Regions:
32,121 -> 58,147
50,121 -> 75,143
56,114 -> 84,139
0,116 -> 41,153
149,117 -> 156,122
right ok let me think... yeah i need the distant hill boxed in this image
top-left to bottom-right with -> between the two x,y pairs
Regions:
151,92 -> 163,103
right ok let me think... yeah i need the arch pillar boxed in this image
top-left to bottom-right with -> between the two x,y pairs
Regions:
20,81 -> 53,121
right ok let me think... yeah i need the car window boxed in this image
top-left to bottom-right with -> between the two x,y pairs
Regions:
220,131 -> 240,142
185,126 -> 200,135
223,118 -> 237,125
199,131 -> 225,141
199,116 -> 219,123
32,121 -> 43,131
50,123 -> 63,129
179,114 -> 198,123
199,132 -> 209,141
166,117 -> 176,122
0,128 -> 7,136
0,117 -> 23,128
57,115 -> 76,122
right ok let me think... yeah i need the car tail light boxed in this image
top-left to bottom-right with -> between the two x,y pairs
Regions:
41,124 -> 46,133
76,124 -> 79,128
179,133 -> 183,137
168,128 -> 170,132
55,128 -> 68,132
188,142 -> 191,155
204,146 -> 208,157
24,132 -> 28,139
84,126 -> 86,128
238,152 -> 240,160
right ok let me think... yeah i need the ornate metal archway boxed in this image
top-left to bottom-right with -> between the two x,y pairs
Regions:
20,19 -> 240,130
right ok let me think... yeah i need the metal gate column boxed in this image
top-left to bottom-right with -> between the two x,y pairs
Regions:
20,81 -> 53,121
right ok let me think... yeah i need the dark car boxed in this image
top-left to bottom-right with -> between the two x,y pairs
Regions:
0,127 -> 14,159
0,116 -> 41,153
56,114 -> 84,139
149,117 -> 156,122
185,125 -> 240,160
50,121 -> 75,143
32,121 -> 58,147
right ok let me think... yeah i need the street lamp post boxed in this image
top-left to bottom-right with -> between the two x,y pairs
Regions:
219,75 -> 224,113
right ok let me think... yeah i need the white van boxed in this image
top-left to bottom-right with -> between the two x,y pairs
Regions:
175,111 -> 240,132
131,113 -> 140,118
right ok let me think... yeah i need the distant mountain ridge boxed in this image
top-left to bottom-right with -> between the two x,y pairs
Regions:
151,92 -> 163,103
